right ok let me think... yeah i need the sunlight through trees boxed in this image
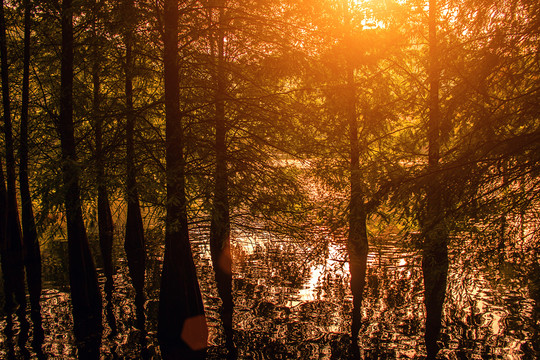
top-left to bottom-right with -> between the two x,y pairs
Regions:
0,0 -> 538,358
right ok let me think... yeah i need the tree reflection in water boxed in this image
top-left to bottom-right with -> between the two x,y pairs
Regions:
0,232 -> 537,359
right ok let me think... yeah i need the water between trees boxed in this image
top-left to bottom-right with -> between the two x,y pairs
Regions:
0,231 -> 537,359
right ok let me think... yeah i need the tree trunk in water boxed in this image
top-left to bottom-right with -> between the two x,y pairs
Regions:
59,1 -> 103,357
0,159 -> 16,319
347,65 -> 368,342
423,1 -> 448,358
158,0 -> 208,358
0,0 -> 28,331
209,1 -> 234,355
124,0 -> 146,333
93,39 -> 116,336
19,0 -> 44,348
343,2 -> 368,347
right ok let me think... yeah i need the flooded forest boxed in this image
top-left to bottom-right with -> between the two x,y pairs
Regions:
0,0 -> 538,359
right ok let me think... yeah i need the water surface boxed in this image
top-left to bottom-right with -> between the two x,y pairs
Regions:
0,231 -> 537,359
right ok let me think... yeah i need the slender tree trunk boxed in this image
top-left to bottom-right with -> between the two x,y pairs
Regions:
347,65 -> 368,342
0,0 -> 28,329
158,0 -> 208,358
343,1 -> 368,345
0,156 -> 13,314
123,0 -> 146,333
59,1 -> 102,357
19,0 -> 44,348
423,0 -> 448,358
209,1 -> 234,355
93,31 -> 116,336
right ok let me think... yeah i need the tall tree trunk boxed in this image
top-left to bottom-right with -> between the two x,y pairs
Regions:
123,0 -> 146,334
158,0 -> 208,358
59,1 -> 102,357
343,1 -> 368,345
209,1 -> 234,355
19,0 -> 44,348
0,156 -> 14,316
0,0 -> 28,329
93,30 -> 116,336
347,65 -> 368,342
423,0 -> 448,358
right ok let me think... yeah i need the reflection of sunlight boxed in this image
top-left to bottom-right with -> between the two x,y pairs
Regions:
299,265 -> 323,301
490,309 -> 506,335
299,243 -> 349,302
367,253 -> 377,265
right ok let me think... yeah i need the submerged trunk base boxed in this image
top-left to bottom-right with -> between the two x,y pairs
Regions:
422,228 -> 448,360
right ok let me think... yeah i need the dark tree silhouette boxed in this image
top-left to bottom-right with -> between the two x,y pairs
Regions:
92,13 -> 116,335
341,2 -> 369,344
58,0 -> 103,357
19,0 -> 44,349
158,0 -> 208,358
422,0 -> 448,358
209,0 -> 234,356
123,0 -> 147,334
0,0 -> 28,331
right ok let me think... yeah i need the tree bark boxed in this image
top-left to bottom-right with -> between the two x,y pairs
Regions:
59,1 -> 102,357
0,156 -> 16,318
93,21 -> 116,335
423,0 -> 449,358
158,0 -> 208,358
0,0 -> 28,328
343,1 -> 369,344
123,0 -> 146,333
347,65 -> 368,342
209,1 -> 234,354
19,0 -> 44,348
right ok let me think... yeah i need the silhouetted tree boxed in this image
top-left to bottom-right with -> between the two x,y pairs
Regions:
340,2 -> 370,343
19,0 -> 44,349
123,0 -> 147,334
208,0 -> 234,355
0,0 -> 28,332
421,1 -> 448,358
89,0 -> 117,336
58,0 -> 102,357
158,0 -> 208,358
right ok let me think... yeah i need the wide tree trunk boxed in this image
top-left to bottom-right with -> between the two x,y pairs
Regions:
123,0 -> 146,333
59,1 -> 103,358
158,0 -> 208,358
0,0 -> 28,329
209,1 -> 234,355
422,0 -> 449,358
19,0 -> 44,348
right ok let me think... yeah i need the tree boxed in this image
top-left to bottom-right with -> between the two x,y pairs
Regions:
58,0 -> 102,357
90,0 -> 116,336
158,0 -> 208,358
123,0 -> 147,334
207,0 -> 234,354
0,0 -> 28,333
19,0 -> 44,348
421,0 -> 448,358
341,1 -> 370,343
300,0 -> 403,348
